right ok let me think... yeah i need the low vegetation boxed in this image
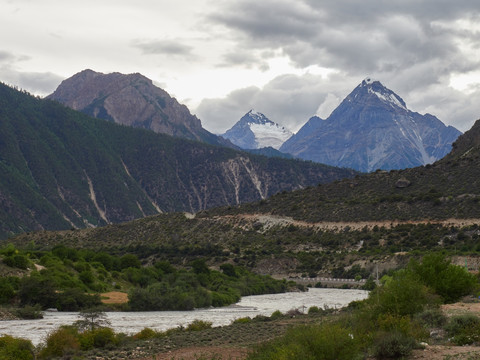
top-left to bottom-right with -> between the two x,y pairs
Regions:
0,244 -> 293,314
1,253 -> 478,359
247,253 -> 479,360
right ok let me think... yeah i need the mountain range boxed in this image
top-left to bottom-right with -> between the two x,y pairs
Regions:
47,69 -> 232,148
0,82 -> 357,239
221,110 -> 292,150
280,78 -> 462,172
11,117 -> 480,275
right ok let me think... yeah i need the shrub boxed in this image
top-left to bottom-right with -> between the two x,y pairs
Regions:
445,314 -> 480,345
376,313 -> 428,341
372,270 -> 431,317
0,335 -> 35,360
409,253 -> 478,303
0,278 -> 15,304
133,327 -> 161,340
308,305 -> 323,314
15,304 -> 43,320
18,275 -> 57,309
3,255 -> 30,269
186,320 -> 213,332
247,323 -> 359,360
371,331 -> 417,359
270,310 -> 283,320
38,326 -> 80,359
232,317 -> 252,324
120,254 -> 141,269
78,327 -> 116,350
414,308 -> 447,328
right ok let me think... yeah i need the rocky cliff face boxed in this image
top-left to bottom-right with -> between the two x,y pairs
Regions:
221,110 -> 293,150
47,69 -> 231,147
280,78 -> 462,172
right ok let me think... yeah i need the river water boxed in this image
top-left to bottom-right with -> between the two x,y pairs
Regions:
0,288 -> 368,345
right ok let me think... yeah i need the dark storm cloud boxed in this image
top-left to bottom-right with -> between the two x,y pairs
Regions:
198,0 -> 480,133
208,0 -> 480,74
134,39 -> 194,57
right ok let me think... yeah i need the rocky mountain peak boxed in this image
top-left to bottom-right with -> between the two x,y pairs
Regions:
348,78 -> 407,111
47,70 -> 231,147
244,109 -> 274,125
280,78 -> 462,172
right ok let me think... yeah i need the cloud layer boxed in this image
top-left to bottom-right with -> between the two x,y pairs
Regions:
1,0 -> 479,133
197,0 -> 480,133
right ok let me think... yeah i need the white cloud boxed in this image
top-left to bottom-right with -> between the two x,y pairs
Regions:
0,0 -> 479,133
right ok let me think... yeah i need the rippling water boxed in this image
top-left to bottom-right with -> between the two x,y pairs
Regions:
0,288 -> 368,345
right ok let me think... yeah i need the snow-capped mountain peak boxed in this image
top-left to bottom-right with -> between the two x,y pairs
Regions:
280,78 -> 462,172
354,78 -> 407,111
222,110 -> 293,150
246,109 -> 272,125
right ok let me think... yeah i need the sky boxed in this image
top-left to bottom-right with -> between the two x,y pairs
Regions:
1,0 -> 480,134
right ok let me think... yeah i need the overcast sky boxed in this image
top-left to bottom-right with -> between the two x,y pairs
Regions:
1,0 -> 480,133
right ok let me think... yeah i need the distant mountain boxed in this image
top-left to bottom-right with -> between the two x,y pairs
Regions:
14,118 -> 480,273
280,78 -> 462,172
47,69 -> 232,147
209,118 -> 480,223
221,110 -> 293,150
0,82 -> 357,239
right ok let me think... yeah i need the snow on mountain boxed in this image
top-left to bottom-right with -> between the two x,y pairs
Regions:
221,110 -> 293,150
280,79 -> 462,172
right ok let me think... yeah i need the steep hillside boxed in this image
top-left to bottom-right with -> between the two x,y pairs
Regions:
281,78 -> 461,172
47,70 -> 232,147
0,83 -> 357,239
9,120 -> 480,279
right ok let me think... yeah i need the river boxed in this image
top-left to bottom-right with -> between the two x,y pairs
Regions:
0,288 -> 368,345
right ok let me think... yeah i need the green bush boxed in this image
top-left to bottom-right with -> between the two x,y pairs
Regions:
247,323 -> 359,360
414,308 -> 447,328
409,253 -> 478,303
0,335 -> 35,360
186,320 -> 213,332
3,255 -> 30,269
270,310 -> 283,320
372,270 -> 431,317
308,305 -> 324,314
445,314 -> 480,345
232,317 -> 252,324
15,305 -> 43,320
133,327 -> 161,340
371,331 -> 417,359
38,326 -> 80,359
78,327 -> 117,350
0,278 -> 15,304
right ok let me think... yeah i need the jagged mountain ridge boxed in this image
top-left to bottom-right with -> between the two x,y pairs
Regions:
221,110 -> 293,150
47,69 -> 232,147
0,82 -> 357,239
280,78 -> 462,172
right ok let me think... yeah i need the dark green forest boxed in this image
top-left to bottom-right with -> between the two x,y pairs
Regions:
0,82 -> 356,239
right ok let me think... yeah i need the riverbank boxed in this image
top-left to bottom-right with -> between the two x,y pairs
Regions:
0,308 -> 17,321
0,288 -> 368,345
